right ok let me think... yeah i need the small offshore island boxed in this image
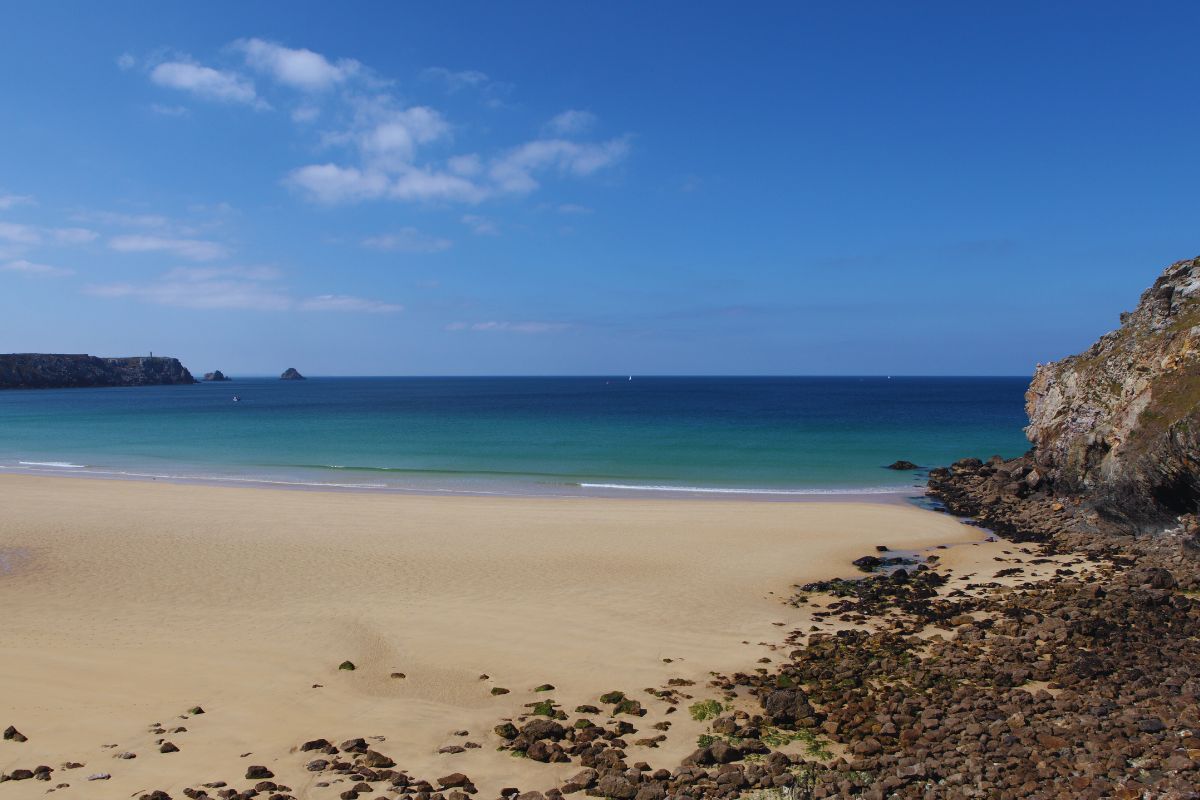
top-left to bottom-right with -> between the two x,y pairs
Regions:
1,256 -> 1199,799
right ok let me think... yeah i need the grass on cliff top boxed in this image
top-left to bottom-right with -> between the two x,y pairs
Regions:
1136,368 -> 1200,442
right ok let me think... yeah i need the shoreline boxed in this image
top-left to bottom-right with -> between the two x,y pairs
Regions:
0,463 -> 930,503
0,473 -> 983,797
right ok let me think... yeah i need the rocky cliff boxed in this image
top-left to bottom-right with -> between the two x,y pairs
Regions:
1025,255 -> 1200,525
0,354 -> 196,389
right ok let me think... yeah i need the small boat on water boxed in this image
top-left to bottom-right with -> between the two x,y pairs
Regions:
232,396 -> 241,403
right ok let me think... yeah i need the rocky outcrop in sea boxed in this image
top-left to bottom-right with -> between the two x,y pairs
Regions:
202,370 -> 231,382
0,354 -> 196,390
280,367 -> 306,380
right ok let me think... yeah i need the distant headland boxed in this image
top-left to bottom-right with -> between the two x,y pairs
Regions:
0,353 -> 196,389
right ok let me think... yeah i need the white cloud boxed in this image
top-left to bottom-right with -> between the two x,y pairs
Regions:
109,234 -> 229,261
557,203 -> 593,215
116,52 -> 137,71
52,227 -> 99,245
0,222 -> 41,245
234,38 -> 360,91
285,164 -> 389,203
150,60 -> 262,106
544,109 -> 596,136
362,228 -> 452,253
0,193 -> 35,210
88,277 -> 292,311
292,105 -> 320,123
351,104 -> 450,169
298,294 -> 403,313
286,163 -> 486,205
421,67 -> 490,92
73,210 -> 172,229
163,265 -> 284,282
446,320 -> 570,334
389,166 -> 486,203
151,103 -> 190,117
1,259 -> 74,278
489,136 -> 630,194
461,214 -> 498,236
89,265 -> 399,313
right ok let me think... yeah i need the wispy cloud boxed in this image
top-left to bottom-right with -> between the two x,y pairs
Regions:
234,38 -> 361,92
489,136 -> 631,194
1,259 -> 74,278
362,227 -> 452,253
0,222 -> 96,247
446,320 -> 570,334
557,203 -> 593,215
88,266 -> 401,314
0,222 -> 42,245
461,214 -> 499,235
108,234 -> 229,261
421,67 -> 491,93
150,59 -> 263,107
151,103 -> 190,118
298,294 -> 403,313
0,193 -> 35,210
544,109 -> 596,136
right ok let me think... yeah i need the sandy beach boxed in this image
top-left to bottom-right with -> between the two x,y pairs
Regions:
0,474 -> 992,797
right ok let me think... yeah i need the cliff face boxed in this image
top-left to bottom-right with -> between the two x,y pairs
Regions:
0,354 -> 196,389
1026,255 -> 1200,523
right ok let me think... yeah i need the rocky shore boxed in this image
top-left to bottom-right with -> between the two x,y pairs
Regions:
0,353 -> 195,389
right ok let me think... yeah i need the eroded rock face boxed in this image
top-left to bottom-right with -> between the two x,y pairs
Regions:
1026,255 -> 1200,524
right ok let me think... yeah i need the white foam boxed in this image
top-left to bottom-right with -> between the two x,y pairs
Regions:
577,482 -> 914,496
18,461 -> 86,469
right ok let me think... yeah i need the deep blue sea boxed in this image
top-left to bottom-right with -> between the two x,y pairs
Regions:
0,377 -> 1030,498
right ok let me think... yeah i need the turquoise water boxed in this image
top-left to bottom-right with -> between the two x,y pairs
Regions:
0,377 -> 1030,497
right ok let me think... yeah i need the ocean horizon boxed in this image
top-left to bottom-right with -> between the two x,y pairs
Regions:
0,375 -> 1031,498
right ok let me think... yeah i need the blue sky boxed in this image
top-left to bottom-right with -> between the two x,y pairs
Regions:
0,2 -> 1197,375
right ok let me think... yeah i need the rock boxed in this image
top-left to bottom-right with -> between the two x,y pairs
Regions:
0,354 -> 196,390
761,689 -> 815,725
300,738 -> 330,751
533,683 -> 555,692
1026,254 -> 1200,523
887,460 -> 919,470
493,723 -> 519,740
361,750 -> 395,768
438,773 -> 470,788
1138,717 -> 1166,733
390,672 -> 406,679
593,774 -> 637,800
280,367 -> 306,381
1136,567 -> 1177,589
187,706 -> 205,715
491,687 -> 510,695
3,725 -> 26,742
245,766 -> 274,779
338,660 -> 356,671
87,773 -> 111,781
202,371 -> 231,381
159,742 -> 179,753
519,719 -> 566,741
852,555 -> 883,572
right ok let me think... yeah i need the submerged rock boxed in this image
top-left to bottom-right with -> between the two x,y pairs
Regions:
887,460 -> 919,470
